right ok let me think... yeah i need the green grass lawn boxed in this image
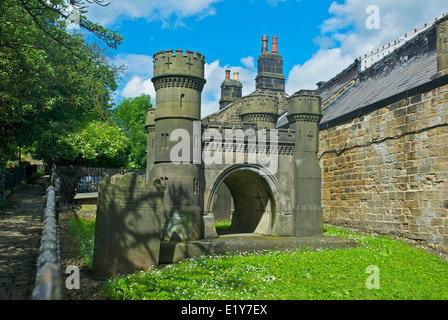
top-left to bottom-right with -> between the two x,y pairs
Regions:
69,214 -> 96,269
69,214 -> 448,300
215,219 -> 232,230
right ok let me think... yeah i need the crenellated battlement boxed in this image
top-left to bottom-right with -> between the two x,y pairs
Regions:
289,89 -> 321,99
242,94 -> 278,104
145,108 -> 155,133
240,94 -> 279,129
153,49 -> 206,80
241,95 -> 278,114
287,90 -> 322,124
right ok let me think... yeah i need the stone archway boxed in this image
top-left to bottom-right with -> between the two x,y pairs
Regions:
206,164 -> 282,236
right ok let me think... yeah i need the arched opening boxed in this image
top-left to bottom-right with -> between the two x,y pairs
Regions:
212,183 -> 234,224
209,166 -> 277,235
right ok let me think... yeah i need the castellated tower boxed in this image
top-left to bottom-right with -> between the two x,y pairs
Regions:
240,94 -> 279,129
287,90 -> 323,237
149,49 -> 206,241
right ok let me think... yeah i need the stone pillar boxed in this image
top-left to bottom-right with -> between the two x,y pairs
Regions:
436,15 -> 448,77
150,49 -> 206,241
287,90 -> 323,237
241,94 -> 279,129
145,108 -> 155,181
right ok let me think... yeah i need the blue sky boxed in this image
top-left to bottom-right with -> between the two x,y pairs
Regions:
82,0 -> 448,116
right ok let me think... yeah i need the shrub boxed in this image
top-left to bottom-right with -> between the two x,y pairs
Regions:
68,121 -> 130,168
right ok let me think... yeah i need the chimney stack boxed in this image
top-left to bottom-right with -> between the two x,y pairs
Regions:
220,69 -> 243,110
271,36 -> 278,54
261,35 -> 268,53
256,35 -> 285,92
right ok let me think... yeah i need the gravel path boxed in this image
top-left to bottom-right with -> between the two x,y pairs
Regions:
0,176 -> 106,300
0,176 -> 47,300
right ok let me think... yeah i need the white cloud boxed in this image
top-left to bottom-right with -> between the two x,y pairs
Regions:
286,48 -> 354,93
114,54 -> 155,100
202,60 -> 257,117
115,53 -> 153,77
240,56 -> 255,70
84,0 -> 223,27
286,0 -> 448,91
121,76 -> 156,99
265,0 -> 287,6
115,55 -> 256,117
320,0 -> 448,58
112,0 -> 448,111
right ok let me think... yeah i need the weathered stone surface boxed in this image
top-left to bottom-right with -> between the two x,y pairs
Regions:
148,44 -> 324,243
436,15 -> 448,76
92,173 -> 164,279
319,85 -> 448,252
288,91 -> 324,237
256,51 -> 285,92
202,212 -> 218,238
219,70 -> 243,110
159,234 -> 359,264
148,49 -> 206,242
241,95 -> 279,129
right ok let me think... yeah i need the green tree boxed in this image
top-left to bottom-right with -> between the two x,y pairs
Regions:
112,94 -> 153,169
68,121 -> 130,168
0,0 -> 124,166
14,0 -> 123,51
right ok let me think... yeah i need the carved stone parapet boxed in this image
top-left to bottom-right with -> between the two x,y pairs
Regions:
287,114 -> 322,124
241,113 -> 280,124
152,76 -> 206,91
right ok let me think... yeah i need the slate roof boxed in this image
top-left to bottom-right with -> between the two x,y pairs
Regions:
321,52 -> 437,125
275,24 -> 440,130
318,25 -> 438,128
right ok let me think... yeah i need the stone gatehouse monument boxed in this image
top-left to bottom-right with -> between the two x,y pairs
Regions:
145,38 -> 324,243
93,36 -> 360,278
94,14 -> 448,277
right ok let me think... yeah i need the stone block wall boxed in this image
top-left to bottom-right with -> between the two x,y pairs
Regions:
205,100 -> 244,127
319,84 -> 448,252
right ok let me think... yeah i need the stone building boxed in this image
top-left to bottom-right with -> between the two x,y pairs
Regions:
203,15 -> 448,252
146,39 -> 324,242
314,15 -> 448,253
145,14 -> 448,253
203,35 -> 289,127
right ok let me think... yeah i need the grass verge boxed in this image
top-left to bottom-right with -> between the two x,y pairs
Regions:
68,215 -> 96,269
215,219 -> 232,230
68,215 -> 448,300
